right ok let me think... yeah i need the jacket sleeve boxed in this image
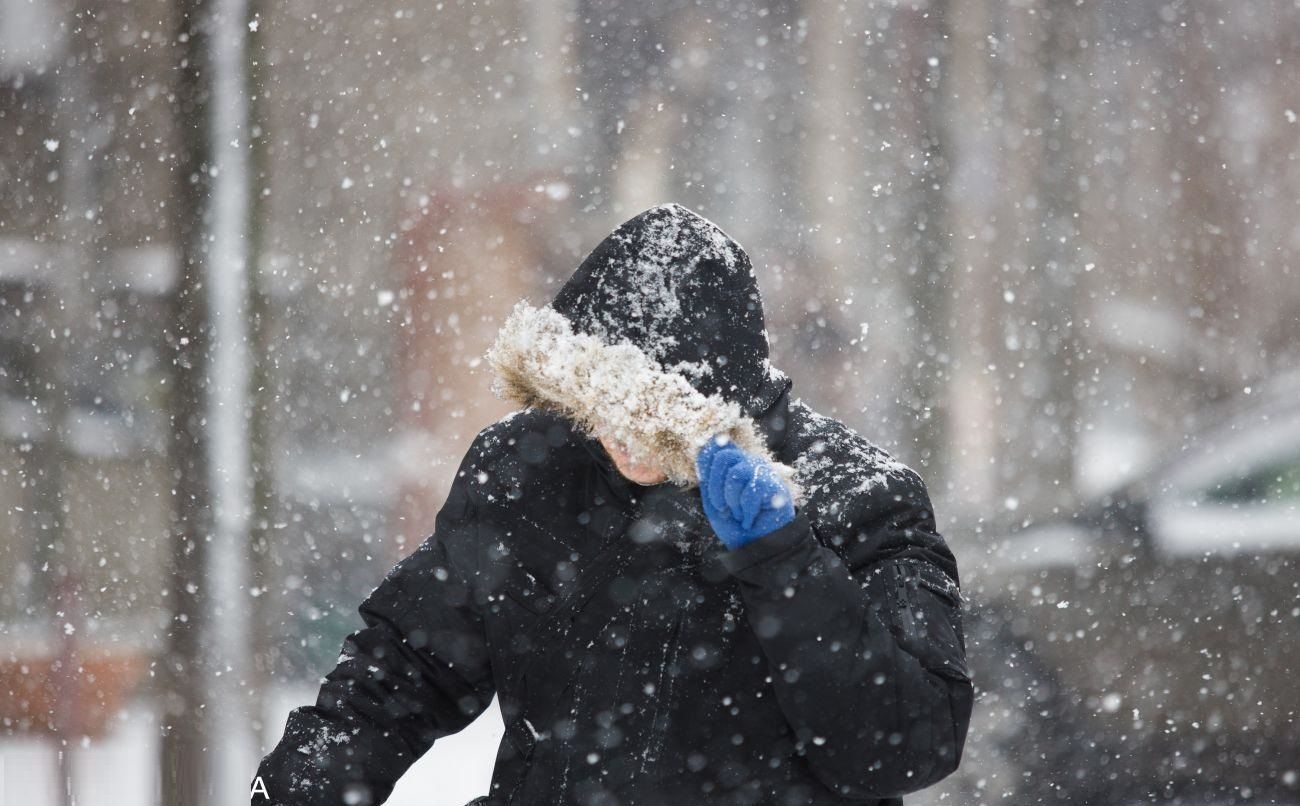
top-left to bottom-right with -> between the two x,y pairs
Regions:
251,464 -> 495,806
719,465 -> 973,801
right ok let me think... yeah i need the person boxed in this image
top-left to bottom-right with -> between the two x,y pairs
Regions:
251,203 -> 972,806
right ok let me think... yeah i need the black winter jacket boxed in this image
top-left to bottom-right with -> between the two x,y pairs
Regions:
253,204 -> 972,806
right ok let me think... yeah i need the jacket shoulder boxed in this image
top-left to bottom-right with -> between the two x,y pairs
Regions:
784,398 -> 960,578
783,399 -> 925,515
458,407 -> 587,509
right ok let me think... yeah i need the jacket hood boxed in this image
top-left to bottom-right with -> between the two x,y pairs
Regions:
485,203 -> 801,503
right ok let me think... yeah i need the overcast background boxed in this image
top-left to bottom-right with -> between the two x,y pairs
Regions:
2,0 -> 1298,804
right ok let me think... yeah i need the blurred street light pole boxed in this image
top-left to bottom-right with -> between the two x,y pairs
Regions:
208,0 -> 259,800
244,0 -> 278,755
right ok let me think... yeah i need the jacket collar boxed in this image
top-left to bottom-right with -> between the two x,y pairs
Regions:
756,375 -> 794,457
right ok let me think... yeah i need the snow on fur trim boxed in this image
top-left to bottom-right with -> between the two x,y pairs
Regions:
485,299 -> 805,506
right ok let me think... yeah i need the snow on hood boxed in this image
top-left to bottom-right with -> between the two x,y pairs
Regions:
484,203 -> 803,504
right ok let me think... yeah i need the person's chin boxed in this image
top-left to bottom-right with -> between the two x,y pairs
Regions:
624,468 -> 667,486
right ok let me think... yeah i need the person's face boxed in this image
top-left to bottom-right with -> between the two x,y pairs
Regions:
596,434 -> 669,485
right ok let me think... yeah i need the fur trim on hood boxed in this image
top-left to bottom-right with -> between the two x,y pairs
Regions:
485,299 -> 805,506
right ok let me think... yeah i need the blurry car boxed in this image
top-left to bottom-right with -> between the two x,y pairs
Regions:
947,380 -> 1300,804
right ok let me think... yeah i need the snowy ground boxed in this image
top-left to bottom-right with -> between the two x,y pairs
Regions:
0,685 -> 505,805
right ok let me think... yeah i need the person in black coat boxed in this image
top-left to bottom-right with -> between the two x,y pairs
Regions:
252,203 -> 972,806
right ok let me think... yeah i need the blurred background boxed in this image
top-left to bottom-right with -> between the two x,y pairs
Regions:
1,0 -> 1298,803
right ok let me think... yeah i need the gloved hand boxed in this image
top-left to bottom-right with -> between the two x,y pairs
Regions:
696,435 -> 796,550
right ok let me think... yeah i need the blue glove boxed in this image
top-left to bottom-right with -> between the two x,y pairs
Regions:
696,436 -> 796,550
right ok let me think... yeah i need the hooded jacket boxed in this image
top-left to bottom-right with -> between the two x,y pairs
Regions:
252,203 -> 972,806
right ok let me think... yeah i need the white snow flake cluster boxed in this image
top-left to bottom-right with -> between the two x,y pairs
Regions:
785,398 -> 917,528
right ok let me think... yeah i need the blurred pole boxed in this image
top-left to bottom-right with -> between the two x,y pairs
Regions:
160,0 -> 216,802
244,0 -> 278,754
208,0 -> 258,800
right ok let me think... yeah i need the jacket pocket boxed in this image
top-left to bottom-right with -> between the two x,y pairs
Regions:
886,559 -> 975,780
502,566 -> 558,617
889,560 -> 972,683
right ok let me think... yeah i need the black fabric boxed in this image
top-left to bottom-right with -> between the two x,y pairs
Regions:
252,206 -> 972,806
551,203 -> 789,419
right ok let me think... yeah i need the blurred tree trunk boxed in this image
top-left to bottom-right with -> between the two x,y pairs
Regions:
801,2 -> 865,421
1164,0 -> 1249,405
1021,0 -> 1088,514
159,0 -> 215,802
40,6 -> 102,801
572,0 -> 671,209
896,0 -> 955,488
756,0 -> 820,406
941,0 -> 1002,515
